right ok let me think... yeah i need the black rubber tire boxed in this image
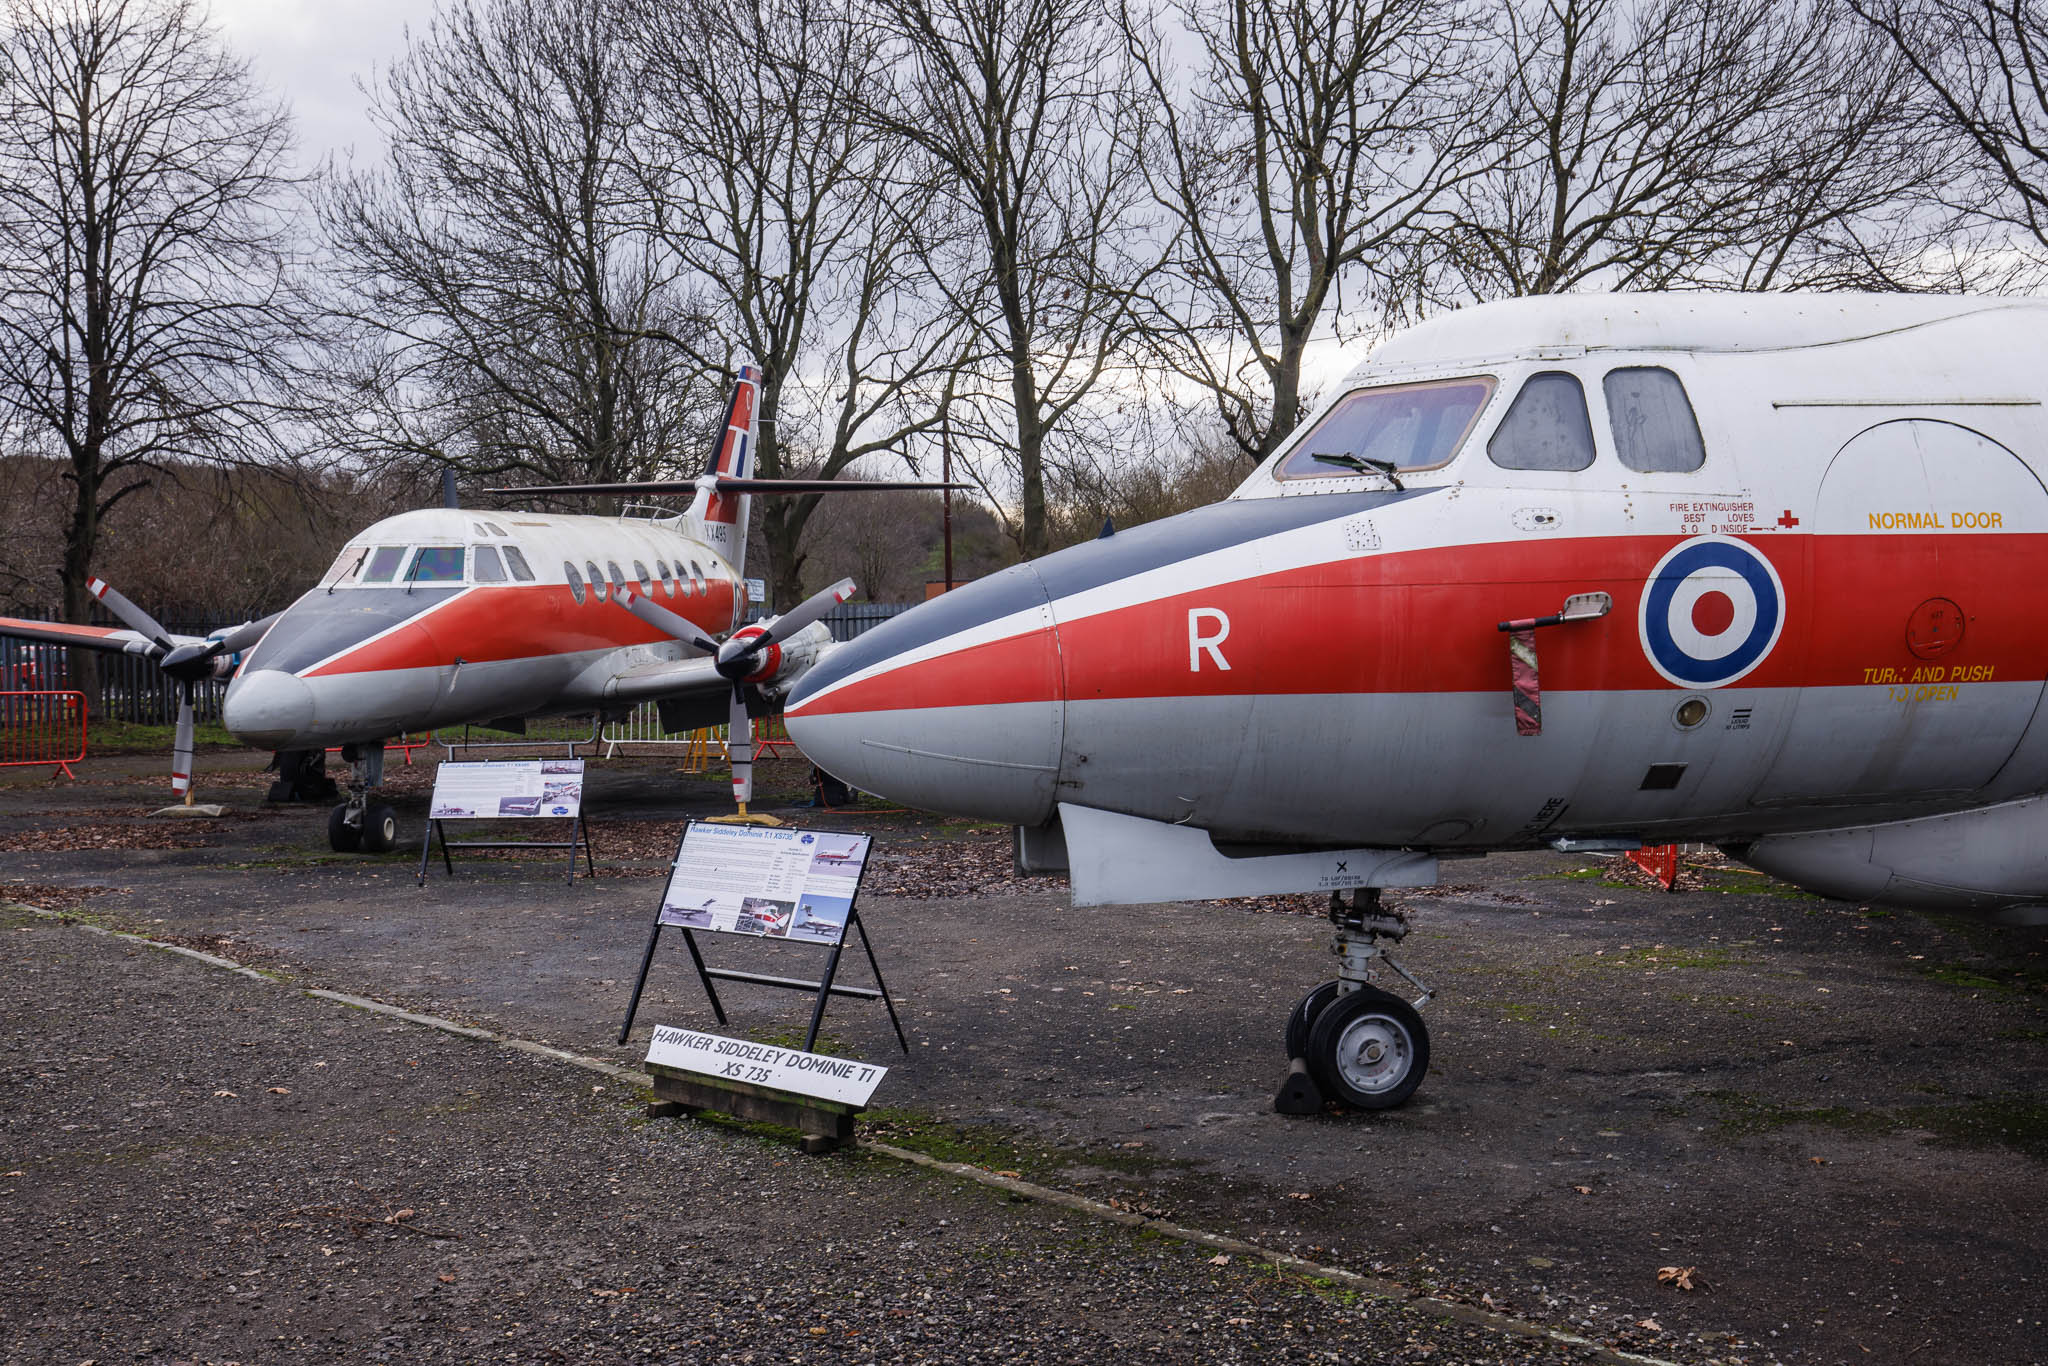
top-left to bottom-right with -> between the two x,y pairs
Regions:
1306,986 -> 1430,1111
1284,980 -> 1342,1060
327,803 -> 361,853
359,802 -> 399,854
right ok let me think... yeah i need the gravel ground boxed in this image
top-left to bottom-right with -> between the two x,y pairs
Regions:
0,905 -> 1622,1366
4,749 -> 2044,1365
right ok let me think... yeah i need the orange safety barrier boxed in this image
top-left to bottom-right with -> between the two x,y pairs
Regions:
0,690 -> 87,780
324,733 -> 432,766
1627,843 -> 1681,891
753,714 -> 800,759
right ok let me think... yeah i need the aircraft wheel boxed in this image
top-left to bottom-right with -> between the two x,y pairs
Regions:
1284,980 -> 1341,1059
359,803 -> 400,854
327,804 -> 361,853
1307,986 -> 1430,1111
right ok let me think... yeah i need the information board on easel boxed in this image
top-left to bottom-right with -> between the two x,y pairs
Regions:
617,822 -> 906,1056
418,759 -> 595,885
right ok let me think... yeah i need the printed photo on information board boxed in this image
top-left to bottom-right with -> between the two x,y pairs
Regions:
658,824 -> 871,939
429,759 -> 586,821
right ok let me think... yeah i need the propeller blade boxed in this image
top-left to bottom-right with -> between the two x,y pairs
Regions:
210,612 -> 281,656
88,577 -> 173,651
171,692 -> 195,800
614,588 -> 718,655
716,578 -> 856,671
728,692 -> 753,809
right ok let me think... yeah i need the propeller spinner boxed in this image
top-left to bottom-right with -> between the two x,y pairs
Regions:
615,577 -> 855,814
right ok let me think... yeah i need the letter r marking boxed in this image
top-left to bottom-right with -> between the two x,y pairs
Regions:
1188,608 -> 1231,671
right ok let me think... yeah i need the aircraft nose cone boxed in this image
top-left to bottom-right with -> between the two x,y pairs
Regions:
223,668 -> 316,749
784,563 -> 1065,825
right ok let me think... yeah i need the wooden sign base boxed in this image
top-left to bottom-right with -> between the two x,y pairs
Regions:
645,1059 -> 860,1154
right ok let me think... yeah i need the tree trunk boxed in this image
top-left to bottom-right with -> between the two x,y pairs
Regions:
60,467 -> 101,719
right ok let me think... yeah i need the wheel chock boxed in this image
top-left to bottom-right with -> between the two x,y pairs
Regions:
1273,1056 -> 1325,1115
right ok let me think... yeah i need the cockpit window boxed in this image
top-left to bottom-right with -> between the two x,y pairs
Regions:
1488,372 -> 1595,472
1605,366 -> 1705,473
1274,376 -> 1495,480
472,545 -> 507,582
362,546 -> 407,583
502,545 -> 535,581
321,545 -> 369,586
407,546 -> 465,582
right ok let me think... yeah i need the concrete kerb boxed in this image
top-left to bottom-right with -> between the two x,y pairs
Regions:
14,903 -> 1681,1366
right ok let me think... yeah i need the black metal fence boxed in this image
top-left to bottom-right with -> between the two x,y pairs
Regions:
2,602 -> 925,725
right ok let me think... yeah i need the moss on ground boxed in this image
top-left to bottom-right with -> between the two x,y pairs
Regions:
1699,1088 -> 2048,1160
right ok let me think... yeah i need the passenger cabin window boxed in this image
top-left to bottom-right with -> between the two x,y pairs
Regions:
362,546 -> 407,583
1488,372 -> 1595,472
654,560 -> 673,596
1605,367 -> 1706,473
1275,376 -> 1495,480
688,560 -> 707,594
472,545 -> 507,582
502,545 -> 535,580
607,561 -> 626,595
634,560 -> 652,593
586,560 -> 607,602
564,561 -> 586,604
407,546 -> 465,582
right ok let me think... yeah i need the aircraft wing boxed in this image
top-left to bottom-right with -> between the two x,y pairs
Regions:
0,615 -> 178,656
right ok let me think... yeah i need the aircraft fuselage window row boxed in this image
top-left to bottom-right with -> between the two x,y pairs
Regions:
1274,365 -> 1706,479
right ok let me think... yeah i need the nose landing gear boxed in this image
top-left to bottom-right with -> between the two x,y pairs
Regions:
327,742 -> 399,854
1274,888 -> 1433,1114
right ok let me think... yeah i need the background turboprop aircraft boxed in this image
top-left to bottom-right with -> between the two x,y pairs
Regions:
779,291 -> 2048,1112
0,366 -> 958,851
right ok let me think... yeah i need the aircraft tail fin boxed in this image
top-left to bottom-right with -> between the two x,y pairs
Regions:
700,365 -> 761,576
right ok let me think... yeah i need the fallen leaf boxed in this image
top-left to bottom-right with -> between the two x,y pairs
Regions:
3,1171 -> 23,1178
1286,1192 -> 1313,1200
1573,1185 -> 1593,1195
994,1170 -> 1021,1179
1810,1156 -> 1828,1166
809,1327 -> 829,1336
437,1273 -> 455,1283
268,1087 -> 290,1095
1226,1317 -> 1252,1326
387,1208 -> 416,1222
1637,1318 -> 1662,1332
1657,1265 -> 1701,1291
213,1090 -> 236,1099
1208,1254 -> 1231,1266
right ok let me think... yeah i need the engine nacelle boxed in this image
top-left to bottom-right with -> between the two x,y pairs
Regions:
1733,795 -> 2048,918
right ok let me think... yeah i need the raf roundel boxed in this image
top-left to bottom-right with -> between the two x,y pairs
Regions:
1638,534 -> 1786,689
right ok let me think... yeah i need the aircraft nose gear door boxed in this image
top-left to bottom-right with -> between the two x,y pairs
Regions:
1754,420 -> 2048,804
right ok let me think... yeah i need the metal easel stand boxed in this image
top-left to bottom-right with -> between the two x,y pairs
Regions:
617,907 -> 909,1055
416,813 -> 597,887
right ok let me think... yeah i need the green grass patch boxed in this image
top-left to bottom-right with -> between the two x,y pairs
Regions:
87,718 -> 240,754
1699,1088 -> 2048,1160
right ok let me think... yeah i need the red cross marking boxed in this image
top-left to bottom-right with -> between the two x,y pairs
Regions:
1777,510 -> 1800,528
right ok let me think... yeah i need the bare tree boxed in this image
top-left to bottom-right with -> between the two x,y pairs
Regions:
1444,0 -> 1942,299
866,0 -> 1163,558
1123,0 -> 1497,462
0,0 -> 301,707
631,0 -> 966,608
1850,0 -> 2048,274
318,0 -> 712,492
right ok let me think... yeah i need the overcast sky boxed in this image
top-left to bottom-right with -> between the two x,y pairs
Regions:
211,0 -> 416,173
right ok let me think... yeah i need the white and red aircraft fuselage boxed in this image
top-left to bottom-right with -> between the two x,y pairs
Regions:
781,293 -> 2048,1109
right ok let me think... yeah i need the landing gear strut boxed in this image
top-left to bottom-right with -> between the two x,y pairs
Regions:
328,742 -> 398,854
1274,888 -> 1433,1114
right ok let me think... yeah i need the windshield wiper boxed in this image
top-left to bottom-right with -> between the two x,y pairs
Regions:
1312,452 -> 1404,491
328,547 -> 368,595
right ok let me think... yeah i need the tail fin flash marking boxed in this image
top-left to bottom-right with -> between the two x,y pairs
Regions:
703,365 -> 762,527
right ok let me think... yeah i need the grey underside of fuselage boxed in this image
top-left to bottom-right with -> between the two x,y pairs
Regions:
851,683 -> 2048,849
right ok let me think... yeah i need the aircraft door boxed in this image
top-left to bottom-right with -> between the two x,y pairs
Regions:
1753,419 -> 2048,803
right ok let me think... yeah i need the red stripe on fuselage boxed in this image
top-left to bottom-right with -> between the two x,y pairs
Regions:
789,532 -> 2048,716
302,583 -> 736,677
